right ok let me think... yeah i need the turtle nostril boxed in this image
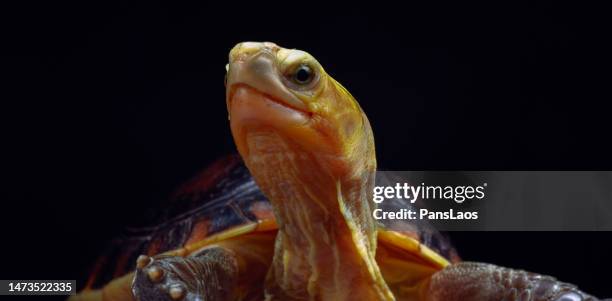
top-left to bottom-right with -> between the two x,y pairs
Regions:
555,292 -> 583,301
262,41 -> 280,53
230,42 -> 266,63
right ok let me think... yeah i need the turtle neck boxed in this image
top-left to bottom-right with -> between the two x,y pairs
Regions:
242,130 -> 394,301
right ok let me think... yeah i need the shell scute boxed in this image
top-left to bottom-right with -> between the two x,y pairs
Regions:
85,155 -> 269,289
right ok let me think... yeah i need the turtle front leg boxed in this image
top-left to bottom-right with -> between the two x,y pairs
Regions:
422,262 -> 608,301
132,247 -> 239,301
132,232 -> 275,301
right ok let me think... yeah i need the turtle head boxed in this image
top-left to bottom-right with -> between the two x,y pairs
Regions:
226,42 -> 375,177
225,42 -> 389,300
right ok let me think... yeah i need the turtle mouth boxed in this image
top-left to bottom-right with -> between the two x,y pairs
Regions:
228,83 -> 313,119
228,82 -> 335,160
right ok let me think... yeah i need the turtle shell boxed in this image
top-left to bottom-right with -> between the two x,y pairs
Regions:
84,155 -> 458,290
84,155 -> 272,289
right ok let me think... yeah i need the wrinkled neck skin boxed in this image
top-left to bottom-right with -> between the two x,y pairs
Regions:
242,123 -> 394,301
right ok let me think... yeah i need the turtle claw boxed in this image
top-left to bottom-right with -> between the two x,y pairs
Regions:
554,292 -> 612,301
136,254 -> 152,269
132,255 -> 196,301
168,284 -> 186,300
555,292 -> 584,301
146,265 -> 164,283
131,248 -> 239,301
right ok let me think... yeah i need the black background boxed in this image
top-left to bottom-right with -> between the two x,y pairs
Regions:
2,1 -> 611,299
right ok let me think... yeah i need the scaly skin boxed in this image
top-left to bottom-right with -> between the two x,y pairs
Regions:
70,42 -> 607,301
226,42 -> 606,301
227,42 -> 391,301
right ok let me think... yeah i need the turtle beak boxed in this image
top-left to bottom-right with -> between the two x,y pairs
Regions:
225,42 -> 308,115
225,43 -> 329,160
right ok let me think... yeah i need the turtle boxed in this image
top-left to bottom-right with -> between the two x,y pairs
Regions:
70,42 -> 606,301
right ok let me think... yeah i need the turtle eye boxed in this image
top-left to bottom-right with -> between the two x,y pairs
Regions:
292,64 -> 314,85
